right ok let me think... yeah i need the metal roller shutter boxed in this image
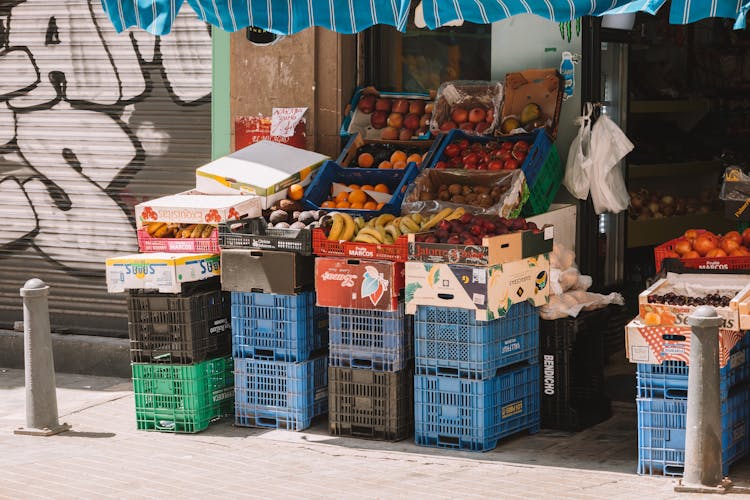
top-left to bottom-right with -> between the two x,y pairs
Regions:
0,1 -> 212,336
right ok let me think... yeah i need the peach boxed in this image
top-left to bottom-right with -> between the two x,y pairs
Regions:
451,107 -> 468,124
370,110 -> 388,129
375,98 -> 392,112
468,107 -> 486,123
398,128 -> 413,141
357,95 -> 376,114
439,120 -> 457,132
387,113 -> 403,129
409,100 -> 425,115
392,99 -> 409,114
381,126 -> 399,140
404,113 -> 420,131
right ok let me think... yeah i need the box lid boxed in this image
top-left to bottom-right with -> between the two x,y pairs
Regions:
106,252 -> 217,264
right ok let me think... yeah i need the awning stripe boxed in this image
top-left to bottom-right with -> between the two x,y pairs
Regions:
99,0 -> 750,35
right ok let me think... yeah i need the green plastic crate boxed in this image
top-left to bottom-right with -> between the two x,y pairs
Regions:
521,145 -> 563,217
132,356 -> 234,433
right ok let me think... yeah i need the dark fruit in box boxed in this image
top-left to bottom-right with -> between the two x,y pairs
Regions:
419,214 -> 536,244
358,95 -> 376,113
371,110 -> 388,129
375,98 -> 392,112
647,292 -> 732,308
438,136 -> 530,170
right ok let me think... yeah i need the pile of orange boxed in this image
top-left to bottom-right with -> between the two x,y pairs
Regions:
320,183 -> 390,210
357,149 -> 424,169
668,228 -> 750,259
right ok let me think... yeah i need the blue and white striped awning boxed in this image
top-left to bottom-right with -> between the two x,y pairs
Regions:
100,0 -> 750,36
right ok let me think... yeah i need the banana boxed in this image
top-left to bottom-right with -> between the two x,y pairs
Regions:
201,225 -> 215,238
153,224 -> 171,238
354,217 -> 366,230
422,208 -> 454,231
166,223 -> 180,237
409,213 -> 423,225
367,217 -> 378,228
339,213 -> 357,241
445,207 -> 465,221
376,214 -> 395,227
392,217 -> 403,229
400,217 -> 421,233
146,222 -> 166,236
354,233 -> 381,244
375,225 -> 387,241
327,213 -> 344,241
179,224 -> 197,238
190,224 -> 205,238
385,224 -> 401,241
384,234 -> 394,244
356,227 -> 384,243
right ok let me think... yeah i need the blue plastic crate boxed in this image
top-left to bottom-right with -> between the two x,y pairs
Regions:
234,356 -> 328,431
231,291 -> 328,362
636,333 -> 750,400
328,302 -> 413,372
637,385 -> 749,477
414,302 -> 539,380
414,362 -> 540,452
340,87 -> 432,141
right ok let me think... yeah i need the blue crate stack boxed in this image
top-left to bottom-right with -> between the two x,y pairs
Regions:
326,300 -> 415,441
413,301 -> 541,452
232,289 -> 329,431
637,334 -> 750,476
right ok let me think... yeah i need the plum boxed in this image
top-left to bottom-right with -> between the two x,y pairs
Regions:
459,213 -> 473,225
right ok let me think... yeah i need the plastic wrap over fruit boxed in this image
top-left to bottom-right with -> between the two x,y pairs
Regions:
720,167 -> 750,201
401,168 -> 527,218
540,290 -> 624,320
430,80 -> 504,137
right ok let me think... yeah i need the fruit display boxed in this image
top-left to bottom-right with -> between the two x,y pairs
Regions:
352,91 -> 433,141
665,229 -> 750,259
628,187 -> 719,220
430,80 -> 502,136
412,213 -> 539,246
323,208 -> 467,244
143,222 -> 216,239
258,185 -> 326,229
350,144 -> 426,169
432,137 -> 530,171
646,292 -> 733,307
499,103 -> 544,135
317,182 -> 391,211
500,69 -> 562,138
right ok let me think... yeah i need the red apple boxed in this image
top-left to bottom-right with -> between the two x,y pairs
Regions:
513,140 -> 530,153
444,144 -> 460,158
387,113 -> 403,128
398,128 -> 413,141
409,101 -> 425,115
370,110 -> 388,129
468,107 -> 486,124
357,94 -> 376,114
392,99 -> 409,114
451,108 -> 468,124
459,122 -> 475,132
381,126 -> 399,140
404,113 -> 420,131
488,160 -> 504,170
486,108 -> 494,123
512,150 -> 527,162
435,161 -> 448,169
375,98 -> 392,112
440,120 -> 457,132
475,122 -> 491,134
500,141 -> 513,151
503,158 -> 520,170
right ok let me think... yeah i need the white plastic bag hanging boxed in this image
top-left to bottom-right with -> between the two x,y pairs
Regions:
588,113 -> 634,214
563,103 -> 594,200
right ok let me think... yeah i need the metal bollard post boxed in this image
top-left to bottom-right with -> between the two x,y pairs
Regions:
13,278 -> 70,436
675,305 -> 730,494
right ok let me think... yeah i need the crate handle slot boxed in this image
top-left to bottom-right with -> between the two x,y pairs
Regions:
257,417 -> 278,427
254,348 -> 275,359
662,334 -> 687,341
250,250 -> 264,257
155,420 -> 176,430
351,358 -> 373,369
500,243 -> 509,249
437,293 -> 454,300
152,353 -> 172,361
437,366 -> 459,377
351,425 -> 375,437
664,465 -> 684,475
347,259 -> 361,265
437,435 -> 460,446
665,389 -> 688,399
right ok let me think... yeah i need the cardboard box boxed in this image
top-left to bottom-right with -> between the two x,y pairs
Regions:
526,203 -> 576,252
405,254 -> 550,321
220,249 -> 314,295
625,318 -> 746,368
195,140 -> 329,209
105,252 -> 220,293
315,257 -> 404,311
134,190 -> 262,228
407,226 -> 553,266
500,69 -> 563,140
638,273 -> 750,332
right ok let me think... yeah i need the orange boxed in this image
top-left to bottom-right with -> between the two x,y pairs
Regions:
321,200 -> 336,208
357,152 -> 375,168
334,191 -> 349,203
406,153 -> 423,165
348,189 -> 367,205
288,183 -> 304,201
361,184 -> 374,192
349,202 -> 364,209
392,160 -> 407,169
390,150 -> 407,164
378,161 -> 392,169
643,311 -> 661,326
363,201 -> 378,210
348,183 -> 360,191
374,184 -> 389,193
376,202 -> 385,210
335,200 -> 351,209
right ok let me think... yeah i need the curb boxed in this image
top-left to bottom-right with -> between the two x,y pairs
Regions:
0,330 -> 130,379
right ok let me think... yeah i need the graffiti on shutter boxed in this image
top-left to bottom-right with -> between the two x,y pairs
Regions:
0,0 -> 211,274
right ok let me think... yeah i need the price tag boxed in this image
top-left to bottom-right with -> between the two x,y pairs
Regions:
271,107 -> 307,138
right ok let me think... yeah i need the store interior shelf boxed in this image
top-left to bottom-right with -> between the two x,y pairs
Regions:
629,98 -> 711,114
627,212 -> 735,248
628,160 -> 723,179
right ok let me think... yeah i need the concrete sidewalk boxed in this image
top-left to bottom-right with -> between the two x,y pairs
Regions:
1,368 -> 749,499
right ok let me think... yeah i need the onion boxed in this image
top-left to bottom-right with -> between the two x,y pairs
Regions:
648,202 -> 660,215
661,195 -> 674,206
631,195 -> 643,210
662,205 -> 675,217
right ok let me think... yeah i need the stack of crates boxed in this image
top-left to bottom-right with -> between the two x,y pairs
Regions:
412,302 -> 541,451
220,228 -> 328,432
128,277 -> 235,433
637,334 -> 750,476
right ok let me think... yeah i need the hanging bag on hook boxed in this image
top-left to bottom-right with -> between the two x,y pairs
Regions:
588,112 -> 633,214
563,103 -> 594,200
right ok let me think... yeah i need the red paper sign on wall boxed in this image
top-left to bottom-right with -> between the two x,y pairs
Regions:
234,112 -> 306,151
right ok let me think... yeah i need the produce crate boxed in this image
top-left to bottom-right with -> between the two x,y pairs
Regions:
137,228 -> 220,254
337,132 -> 438,169
654,230 -> 750,273
415,302 -> 539,380
312,228 -> 408,261
218,218 -> 313,255
328,302 -> 413,372
234,356 -> 328,431
340,87 -> 432,141
637,385 -> 749,477
328,365 -> 413,441
521,145 -> 562,217
127,278 -> 231,364
414,362 -> 540,452
636,333 -> 750,400
302,160 -> 420,217
539,309 -> 611,431
132,356 -> 234,433
231,291 -> 328,362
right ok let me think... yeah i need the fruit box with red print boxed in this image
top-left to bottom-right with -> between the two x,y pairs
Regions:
315,257 -> 404,311
638,273 -> 750,332
135,190 -> 262,228
625,318 -> 746,367
105,252 -> 220,293
404,253 -> 550,321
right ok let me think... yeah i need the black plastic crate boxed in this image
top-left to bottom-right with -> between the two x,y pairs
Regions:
602,303 -> 630,359
539,308 -> 611,432
218,218 -> 312,255
328,365 -> 413,442
127,278 -> 231,364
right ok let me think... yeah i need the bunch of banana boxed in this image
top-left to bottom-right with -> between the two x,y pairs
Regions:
325,207 -> 467,245
145,222 -> 215,239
